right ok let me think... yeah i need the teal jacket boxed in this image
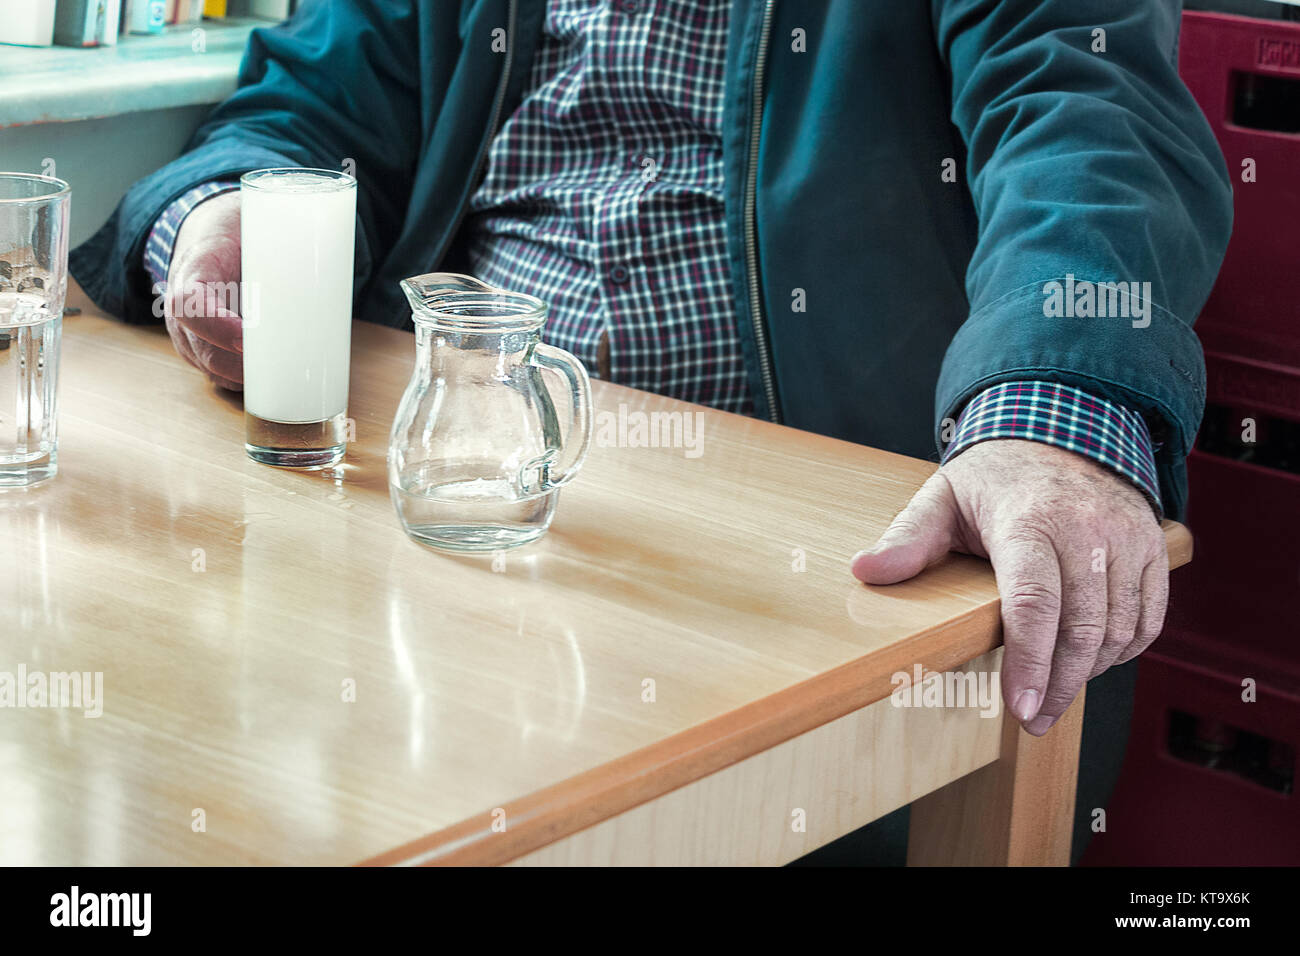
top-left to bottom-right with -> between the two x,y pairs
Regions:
70,0 -> 1232,517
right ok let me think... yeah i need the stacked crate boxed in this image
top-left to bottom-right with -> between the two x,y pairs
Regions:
1083,11 -> 1300,865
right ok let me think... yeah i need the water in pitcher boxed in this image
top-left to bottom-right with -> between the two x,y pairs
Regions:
0,289 -> 60,486
391,457 -> 559,552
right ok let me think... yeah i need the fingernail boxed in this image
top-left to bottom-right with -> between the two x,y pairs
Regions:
1025,714 -> 1056,736
1012,689 -> 1040,723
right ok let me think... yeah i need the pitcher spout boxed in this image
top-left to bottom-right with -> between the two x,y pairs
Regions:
400,272 -> 547,332
400,272 -> 498,316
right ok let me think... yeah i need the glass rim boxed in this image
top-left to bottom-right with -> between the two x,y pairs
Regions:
410,289 -> 548,332
0,173 -> 71,205
240,167 -> 357,192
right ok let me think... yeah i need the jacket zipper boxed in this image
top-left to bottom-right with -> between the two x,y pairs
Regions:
428,0 -> 518,271
744,0 -> 779,423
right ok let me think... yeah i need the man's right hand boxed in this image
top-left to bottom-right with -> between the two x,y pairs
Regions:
163,191 -> 244,390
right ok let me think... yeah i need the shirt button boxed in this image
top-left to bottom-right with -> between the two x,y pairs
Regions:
616,0 -> 641,13
609,265 -> 630,284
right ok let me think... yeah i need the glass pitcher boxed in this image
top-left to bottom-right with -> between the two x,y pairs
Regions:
388,273 -> 593,552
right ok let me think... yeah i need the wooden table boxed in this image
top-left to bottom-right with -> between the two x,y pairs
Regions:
0,283 -> 1191,866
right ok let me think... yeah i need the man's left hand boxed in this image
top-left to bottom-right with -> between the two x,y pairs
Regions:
850,439 -> 1168,736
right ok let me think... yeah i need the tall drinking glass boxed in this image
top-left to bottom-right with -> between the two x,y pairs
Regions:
0,173 -> 69,487
240,168 -> 357,468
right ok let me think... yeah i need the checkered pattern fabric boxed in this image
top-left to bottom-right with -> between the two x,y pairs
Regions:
143,179 -> 239,289
462,0 -> 751,411
943,380 -> 1162,514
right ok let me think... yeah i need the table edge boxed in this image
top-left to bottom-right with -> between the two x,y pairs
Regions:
359,603 -> 1004,866
359,522 -> 1190,867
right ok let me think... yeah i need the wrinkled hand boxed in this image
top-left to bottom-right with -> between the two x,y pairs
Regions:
851,438 -> 1167,736
162,191 -> 244,390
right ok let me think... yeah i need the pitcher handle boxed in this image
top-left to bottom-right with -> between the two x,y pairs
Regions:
527,343 -> 593,490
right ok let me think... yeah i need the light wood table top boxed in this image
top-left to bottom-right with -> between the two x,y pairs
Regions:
0,282 -> 1191,865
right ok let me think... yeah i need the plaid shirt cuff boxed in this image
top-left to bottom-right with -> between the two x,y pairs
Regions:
941,380 -> 1162,517
142,180 -> 241,287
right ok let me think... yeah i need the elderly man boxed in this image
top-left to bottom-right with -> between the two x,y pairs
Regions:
70,0 -> 1232,863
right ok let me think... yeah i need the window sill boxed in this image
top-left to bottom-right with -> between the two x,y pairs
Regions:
0,18 -> 267,129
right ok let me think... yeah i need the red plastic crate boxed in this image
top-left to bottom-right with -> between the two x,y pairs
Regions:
1088,13 -> 1300,867
1082,649 -> 1300,866
1179,12 -> 1300,414
1164,449 -> 1300,690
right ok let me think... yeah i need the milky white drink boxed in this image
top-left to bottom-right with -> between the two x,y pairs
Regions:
240,168 -> 356,467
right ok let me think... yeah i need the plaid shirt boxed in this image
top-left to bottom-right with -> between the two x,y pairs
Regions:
463,0 -> 748,411
143,0 -> 1161,514
944,381 -> 1160,504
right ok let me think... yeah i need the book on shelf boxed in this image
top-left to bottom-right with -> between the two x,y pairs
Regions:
203,0 -> 229,15
0,0 -> 58,47
54,0 -> 123,47
54,0 -> 99,46
246,0 -> 294,20
176,0 -> 207,21
165,0 -> 205,23
126,0 -> 167,34
101,0 -> 122,45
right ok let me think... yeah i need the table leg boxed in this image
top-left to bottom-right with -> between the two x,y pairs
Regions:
906,687 -> 1085,866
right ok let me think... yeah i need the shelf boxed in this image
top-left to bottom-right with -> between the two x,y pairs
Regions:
0,17 -> 271,129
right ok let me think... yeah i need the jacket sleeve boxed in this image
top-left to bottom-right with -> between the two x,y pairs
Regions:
70,0 -> 422,326
929,0 -> 1233,518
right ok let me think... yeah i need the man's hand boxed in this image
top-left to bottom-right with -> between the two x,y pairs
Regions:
850,439 -> 1168,736
163,191 -> 244,390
